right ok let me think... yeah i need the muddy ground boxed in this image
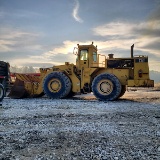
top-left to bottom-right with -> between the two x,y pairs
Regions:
0,89 -> 160,160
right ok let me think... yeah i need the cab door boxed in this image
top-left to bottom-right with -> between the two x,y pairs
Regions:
79,49 -> 89,68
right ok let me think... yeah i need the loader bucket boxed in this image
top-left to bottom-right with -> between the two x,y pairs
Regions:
8,73 -> 43,99
8,79 -> 29,98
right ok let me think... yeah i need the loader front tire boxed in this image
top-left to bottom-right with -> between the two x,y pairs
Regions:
92,73 -> 121,101
43,72 -> 71,99
118,85 -> 126,98
0,84 -> 5,102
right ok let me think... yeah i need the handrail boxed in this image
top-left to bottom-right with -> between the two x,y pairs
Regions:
134,55 -> 148,58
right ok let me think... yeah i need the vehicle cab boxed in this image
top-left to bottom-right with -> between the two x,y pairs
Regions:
75,42 -> 106,70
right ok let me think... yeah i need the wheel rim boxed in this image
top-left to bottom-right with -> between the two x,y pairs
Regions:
48,79 -> 61,93
97,79 -> 113,95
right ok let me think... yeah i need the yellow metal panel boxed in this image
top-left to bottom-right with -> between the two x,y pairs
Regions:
108,69 -> 129,85
128,79 -> 154,87
81,68 -> 97,89
96,69 -> 129,85
134,62 -> 149,80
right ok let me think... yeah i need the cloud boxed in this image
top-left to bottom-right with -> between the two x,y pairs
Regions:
91,16 -> 160,72
10,41 -> 80,67
10,57 -> 55,68
42,41 -> 80,65
93,21 -> 160,38
0,27 -> 42,52
72,0 -> 83,23
93,22 -> 135,38
0,26 -> 46,68
148,3 -> 160,21
0,40 -> 16,52
43,40 -> 98,58
44,41 -> 77,56
92,2 -> 160,57
92,20 -> 160,53
37,41 -> 96,66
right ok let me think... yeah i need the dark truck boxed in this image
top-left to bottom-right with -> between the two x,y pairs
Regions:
0,61 -> 10,101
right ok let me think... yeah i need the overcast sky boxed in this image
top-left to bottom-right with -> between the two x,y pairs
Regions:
0,0 -> 160,71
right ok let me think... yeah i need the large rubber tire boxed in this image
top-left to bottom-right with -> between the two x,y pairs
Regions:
43,72 -> 71,99
118,85 -> 126,98
0,67 -> 8,71
0,71 -> 8,76
0,84 -> 5,102
0,62 -> 7,68
92,73 -> 121,101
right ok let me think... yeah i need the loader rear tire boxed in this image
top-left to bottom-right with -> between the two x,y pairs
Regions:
92,73 -> 121,101
43,72 -> 71,99
0,84 -> 5,102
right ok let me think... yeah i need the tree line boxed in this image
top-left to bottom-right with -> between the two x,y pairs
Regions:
10,66 -> 39,73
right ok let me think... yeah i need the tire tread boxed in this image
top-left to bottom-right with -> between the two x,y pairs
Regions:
92,73 -> 121,101
43,72 -> 71,99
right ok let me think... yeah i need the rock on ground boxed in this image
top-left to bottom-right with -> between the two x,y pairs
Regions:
0,89 -> 160,160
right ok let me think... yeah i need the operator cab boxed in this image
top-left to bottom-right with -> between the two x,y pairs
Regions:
75,42 -> 103,69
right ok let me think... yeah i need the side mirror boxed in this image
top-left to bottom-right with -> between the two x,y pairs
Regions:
73,47 -> 78,55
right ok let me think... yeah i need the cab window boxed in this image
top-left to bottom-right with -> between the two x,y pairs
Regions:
93,52 -> 97,62
80,49 -> 88,60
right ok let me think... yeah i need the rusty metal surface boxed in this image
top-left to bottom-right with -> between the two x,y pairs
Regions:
8,79 -> 29,99
8,73 -> 44,99
16,73 -> 40,83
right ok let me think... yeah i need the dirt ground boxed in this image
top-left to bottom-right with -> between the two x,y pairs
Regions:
0,89 -> 160,160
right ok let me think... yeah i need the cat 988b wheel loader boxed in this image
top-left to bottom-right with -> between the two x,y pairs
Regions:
9,42 -> 154,101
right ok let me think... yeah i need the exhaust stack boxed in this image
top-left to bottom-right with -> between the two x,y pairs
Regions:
131,44 -> 134,58
108,54 -> 114,59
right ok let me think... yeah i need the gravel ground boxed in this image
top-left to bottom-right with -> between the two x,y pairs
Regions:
0,89 -> 160,160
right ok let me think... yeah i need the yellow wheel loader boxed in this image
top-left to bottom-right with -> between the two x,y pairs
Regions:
9,42 -> 154,101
